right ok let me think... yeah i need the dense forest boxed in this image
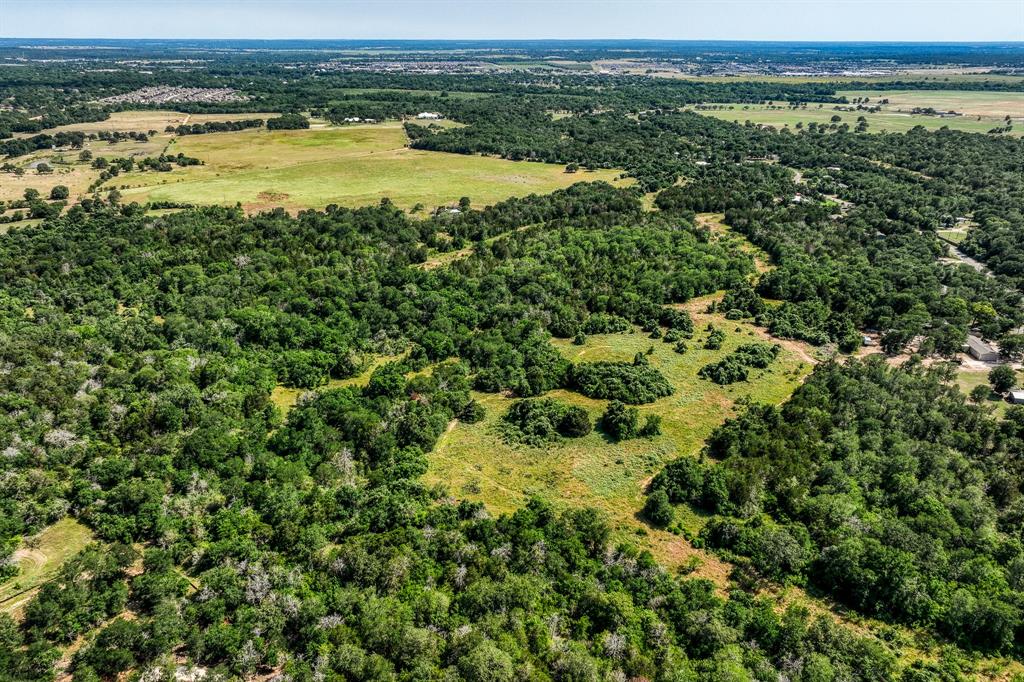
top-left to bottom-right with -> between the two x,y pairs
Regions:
649,358 -> 1024,653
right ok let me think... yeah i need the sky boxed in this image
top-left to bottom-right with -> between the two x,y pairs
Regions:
2,0 -> 1023,42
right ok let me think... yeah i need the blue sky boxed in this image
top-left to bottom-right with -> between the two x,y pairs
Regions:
3,0 -> 1022,41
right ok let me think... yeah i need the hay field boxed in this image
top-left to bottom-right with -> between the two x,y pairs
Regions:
693,102 -> 1019,135
112,123 -> 625,212
838,89 -> 1024,120
23,110 -> 279,136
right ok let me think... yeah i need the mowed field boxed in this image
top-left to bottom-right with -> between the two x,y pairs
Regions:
425,295 -> 819,575
16,109 -> 280,136
694,89 -> 1023,135
837,89 -> 1024,119
0,518 -> 93,616
113,123 -> 625,212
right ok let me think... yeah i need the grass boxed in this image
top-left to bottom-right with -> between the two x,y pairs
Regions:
269,353 -> 407,415
21,110 -> 281,137
693,100 -> 1021,136
109,123 -> 625,212
0,218 -> 44,234
425,295 -> 818,577
0,518 -> 94,616
937,228 -> 968,244
837,89 -> 1024,120
956,368 -> 1012,418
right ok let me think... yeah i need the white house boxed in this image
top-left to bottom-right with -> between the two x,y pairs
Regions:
416,112 -> 442,120
1010,390 -> 1024,405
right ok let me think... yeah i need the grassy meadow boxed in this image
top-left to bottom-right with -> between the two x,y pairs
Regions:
112,123 -> 625,212
425,296 -> 819,575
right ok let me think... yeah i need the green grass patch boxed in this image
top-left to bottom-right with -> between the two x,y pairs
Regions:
956,368 -> 1010,418
0,518 -> 94,615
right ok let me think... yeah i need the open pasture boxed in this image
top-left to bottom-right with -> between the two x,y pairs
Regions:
693,101 -> 1020,135
112,122 -> 625,212
425,297 -> 817,573
24,110 -> 280,136
838,89 -> 1024,120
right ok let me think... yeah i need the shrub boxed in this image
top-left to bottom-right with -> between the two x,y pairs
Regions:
704,327 -> 726,350
643,489 -> 674,527
600,400 -> 639,441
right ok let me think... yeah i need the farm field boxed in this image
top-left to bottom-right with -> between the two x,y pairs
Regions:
693,101 -> 1020,135
111,123 -> 625,212
425,296 -> 819,573
21,109 -> 280,136
837,89 -> 1024,119
0,518 -> 94,616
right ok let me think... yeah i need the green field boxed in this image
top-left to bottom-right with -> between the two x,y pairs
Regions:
112,123 -> 625,212
22,110 -> 281,137
693,94 -> 1022,135
0,518 -> 94,615
837,89 -> 1024,120
425,297 -> 818,576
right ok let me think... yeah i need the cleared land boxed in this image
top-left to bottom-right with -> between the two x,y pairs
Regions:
20,110 -> 280,136
694,93 -> 1022,136
111,123 -> 625,212
425,296 -> 818,575
0,517 -> 93,615
837,89 -> 1024,120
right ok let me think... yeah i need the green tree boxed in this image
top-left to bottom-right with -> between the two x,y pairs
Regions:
989,365 -> 1017,394
643,489 -> 674,527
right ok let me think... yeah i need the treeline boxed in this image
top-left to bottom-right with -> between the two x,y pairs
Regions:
165,119 -> 264,135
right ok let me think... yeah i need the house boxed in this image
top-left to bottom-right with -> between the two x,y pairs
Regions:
416,112 -> 442,120
965,334 -> 1000,362
862,335 -> 875,347
342,117 -> 361,123
1010,390 -> 1024,405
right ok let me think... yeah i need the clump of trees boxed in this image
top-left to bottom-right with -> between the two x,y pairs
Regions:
569,356 -> 673,404
500,397 -> 591,446
267,113 -> 310,130
698,342 -> 780,384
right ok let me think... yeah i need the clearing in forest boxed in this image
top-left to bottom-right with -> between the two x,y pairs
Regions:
0,517 -> 94,616
425,296 -> 818,579
112,123 -> 625,212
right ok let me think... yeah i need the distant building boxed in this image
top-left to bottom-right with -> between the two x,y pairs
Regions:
416,112 -> 442,120
1010,390 -> 1024,405
965,334 -> 1000,362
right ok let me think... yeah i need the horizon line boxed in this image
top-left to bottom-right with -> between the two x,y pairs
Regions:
3,37 -> 1024,44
